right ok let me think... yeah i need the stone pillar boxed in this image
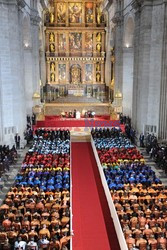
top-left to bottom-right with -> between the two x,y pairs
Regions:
101,61 -> 105,84
66,61 -> 70,83
132,0 -> 153,133
93,62 -> 96,84
82,32 -> 86,56
0,0 -> 26,146
46,31 -> 49,53
55,62 -> 59,84
54,32 -> 58,56
54,2 -> 57,25
101,31 -> 105,54
93,31 -> 97,56
82,2 -> 85,26
66,2 -> 69,27
82,62 -> 86,84
113,15 -> 123,94
159,2 -> 167,139
30,11 -> 41,95
0,60 -> 3,144
122,47 -> 134,117
39,26 -> 46,98
47,61 -> 51,83
93,3 -> 96,25
66,32 -> 70,57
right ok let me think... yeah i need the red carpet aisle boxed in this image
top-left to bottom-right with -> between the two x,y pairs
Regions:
72,142 -> 120,250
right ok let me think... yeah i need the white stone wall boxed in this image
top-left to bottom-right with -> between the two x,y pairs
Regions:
110,0 -> 167,138
0,0 -> 46,146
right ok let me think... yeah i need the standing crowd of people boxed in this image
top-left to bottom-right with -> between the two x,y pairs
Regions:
23,115 -> 36,146
120,114 -> 136,144
0,145 -> 17,178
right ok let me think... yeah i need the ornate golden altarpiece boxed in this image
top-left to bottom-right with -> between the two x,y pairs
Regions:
45,0 -> 106,92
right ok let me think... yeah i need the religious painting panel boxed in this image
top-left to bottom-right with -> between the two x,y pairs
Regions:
58,64 -> 66,81
85,3 -> 93,23
69,33 -> 82,51
85,64 -> 93,82
70,64 -> 81,84
85,33 -> 93,52
57,3 -> 66,24
69,3 -> 82,23
58,34 -> 66,51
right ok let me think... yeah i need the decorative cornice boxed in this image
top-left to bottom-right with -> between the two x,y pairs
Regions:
112,12 -> 123,26
40,0 -> 49,11
30,9 -> 41,25
131,0 -> 144,11
46,57 -> 105,62
17,0 -> 26,8
103,0 -> 113,11
0,0 -> 17,5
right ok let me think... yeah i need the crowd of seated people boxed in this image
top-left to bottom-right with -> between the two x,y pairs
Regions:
0,129 -> 71,250
92,128 -> 167,250
0,145 -> 17,177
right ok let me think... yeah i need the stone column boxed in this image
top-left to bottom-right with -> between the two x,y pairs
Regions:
101,61 -> 105,84
30,11 -> 41,95
46,31 -> 49,54
112,14 -> 123,95
82,2 -> 85,26
54,2 -> 57,25
66,32 -> 70,57
66,2 -> 69,27
101,31 -> 105,54
122,47 -> 134,117
54,32 -> 58,56
82,31 -> 86,56
159,2 -> 167,139
47,61 -> 51,83
93,62 -> 96,84
66,61 -> 70,83
55,61 -> 59,84
93,3 -> 96,25
0,59 -> 3,144
82,62 -> 85,84
93,31 -> 97,56
132,0 -> 153,133
0,0 -> 26,146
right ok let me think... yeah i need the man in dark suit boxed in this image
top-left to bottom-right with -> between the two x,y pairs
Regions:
14,133 -> 20,149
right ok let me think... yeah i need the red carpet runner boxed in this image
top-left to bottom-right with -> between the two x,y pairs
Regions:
72,142 -> 120,250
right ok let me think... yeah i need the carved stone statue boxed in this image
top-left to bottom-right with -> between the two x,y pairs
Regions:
50,12 -> 54,23
96,33 -> 102,42
49,33 -> 55,43
51,73 -> 55,82
96,6 -> 102,25
71,65 -> 81,84
50,44 -> 55,52
50,63 -> 55,72
96,43 -> 101,52
96,73 -> 101,82
96,63 -> 100,71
